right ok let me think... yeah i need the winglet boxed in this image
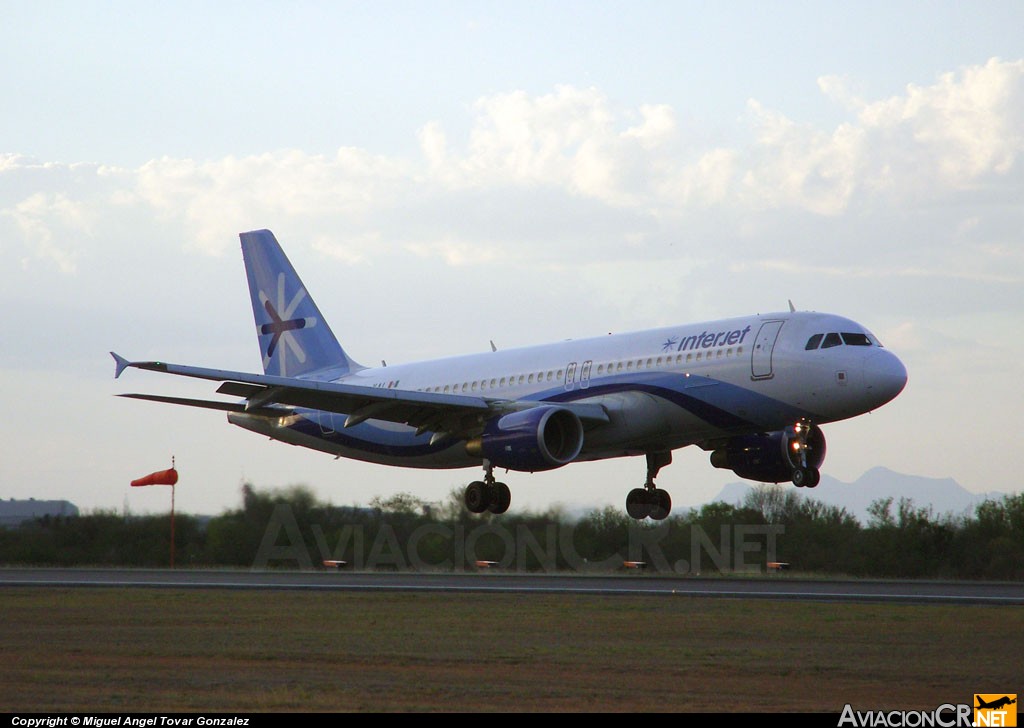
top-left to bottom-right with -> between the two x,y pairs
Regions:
111,352 -> 131,379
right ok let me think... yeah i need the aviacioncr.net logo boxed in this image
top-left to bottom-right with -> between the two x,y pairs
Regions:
974,695 -> 1017,727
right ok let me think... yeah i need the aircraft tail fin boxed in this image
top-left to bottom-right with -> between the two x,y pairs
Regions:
239,229 -> 363,379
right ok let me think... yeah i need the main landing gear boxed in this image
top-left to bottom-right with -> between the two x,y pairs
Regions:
464,460 -> 511,515
625,451 -> 673,521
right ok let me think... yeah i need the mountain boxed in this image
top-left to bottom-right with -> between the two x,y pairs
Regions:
711,467 -> 1005,524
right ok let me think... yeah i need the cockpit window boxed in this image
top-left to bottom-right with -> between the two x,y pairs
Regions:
811,331 -> 878,350
841,332 -> 872,346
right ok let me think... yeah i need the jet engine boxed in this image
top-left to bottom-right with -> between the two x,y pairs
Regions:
465,406 -> 584,472
709,424 -> 826,484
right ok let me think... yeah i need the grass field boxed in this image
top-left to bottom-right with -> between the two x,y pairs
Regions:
0,587 -> 1019,712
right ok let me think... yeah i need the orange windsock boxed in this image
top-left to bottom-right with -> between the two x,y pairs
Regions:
131,468 -> 179,487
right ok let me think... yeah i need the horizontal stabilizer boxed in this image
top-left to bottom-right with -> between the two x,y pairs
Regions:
111,352 -> 131,379
117,393 -> 285,418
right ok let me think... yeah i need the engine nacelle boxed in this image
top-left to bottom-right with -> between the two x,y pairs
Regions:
709,424 -> 826,483
465,406 -> 584,472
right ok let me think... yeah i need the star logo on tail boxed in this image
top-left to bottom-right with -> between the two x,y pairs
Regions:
259,272 -> 317,376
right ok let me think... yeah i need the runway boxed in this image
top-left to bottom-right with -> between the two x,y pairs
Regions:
2,567 -> 1022,604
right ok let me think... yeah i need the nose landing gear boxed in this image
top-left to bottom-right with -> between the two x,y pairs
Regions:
790,420 -> 821,488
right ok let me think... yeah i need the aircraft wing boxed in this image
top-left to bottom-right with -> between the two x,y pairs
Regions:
111,353 -> 609,438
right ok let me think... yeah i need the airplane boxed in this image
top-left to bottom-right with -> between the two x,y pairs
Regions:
977,697 -> 1017,711
112,229 -> 907,520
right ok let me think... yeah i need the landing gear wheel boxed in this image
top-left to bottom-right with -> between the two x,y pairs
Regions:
487,482 -> 511,514
465,481 -> 489,513
625,451 -> 674,520
792,467 -> 820,488
626,488 -> 652,519
649,489 -> 672,521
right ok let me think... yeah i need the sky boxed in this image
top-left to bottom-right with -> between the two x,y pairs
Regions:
2,1 -> 1022,517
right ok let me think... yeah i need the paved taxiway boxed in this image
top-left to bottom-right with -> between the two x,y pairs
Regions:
2,568 -> 1021,605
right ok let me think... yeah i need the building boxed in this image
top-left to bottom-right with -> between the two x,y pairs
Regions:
0,498 -> 79,528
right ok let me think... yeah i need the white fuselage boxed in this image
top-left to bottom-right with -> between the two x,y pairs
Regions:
229,310 -> 907,469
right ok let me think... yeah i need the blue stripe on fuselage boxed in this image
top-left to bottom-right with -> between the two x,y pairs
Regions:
542,372 -> 821,432
278,372 -> 821,459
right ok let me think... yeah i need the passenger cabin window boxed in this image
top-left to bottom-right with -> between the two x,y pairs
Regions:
805,334 -> 824,350
821,333 -> 843,349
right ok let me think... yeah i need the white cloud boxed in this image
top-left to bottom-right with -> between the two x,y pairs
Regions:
420,87 -> 682,208
5,59 -> 1020,282
407,58 -> 1024,230
733,258 -> 1022,285
405,238 -> 509,267
0,60 -> 1019,334
740,100 -> 864,215
417,121 -> 448,172
132,149 -> 415,256
740,58 -> 1024,213
859,57 -> 1024,183
623,104 -> 676,147
2,188 -> 101,273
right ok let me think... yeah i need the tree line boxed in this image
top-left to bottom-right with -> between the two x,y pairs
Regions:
1,483 -> 1021,579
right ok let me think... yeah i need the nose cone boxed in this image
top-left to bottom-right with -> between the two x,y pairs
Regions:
863,350 -> 908,408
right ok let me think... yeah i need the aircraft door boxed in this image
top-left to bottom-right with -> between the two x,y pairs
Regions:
751,320 -> 785,379
580,360 -> 592,389
564,361 -> 577,391
319,412 -> 335,434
